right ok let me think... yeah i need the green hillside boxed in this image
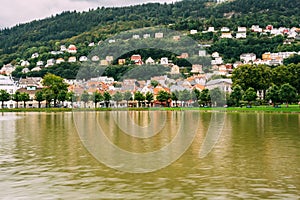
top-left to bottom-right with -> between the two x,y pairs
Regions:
0,0 -> 299,68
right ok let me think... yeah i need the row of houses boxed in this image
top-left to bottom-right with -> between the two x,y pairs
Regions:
191,25 -> 300,39
0,74 -> 232,108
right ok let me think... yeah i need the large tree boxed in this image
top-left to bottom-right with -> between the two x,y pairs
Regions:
103,91 -> 112,108
265,85 -> 280,107
80,91 -> 90,108
134,91 -> 145,107
279,83 -> 297,107
156,90 -> 170,107
12,91 -> 22,108
230,84 -> 243,107
112,91 -> 123,107
243,87 -> 257,107
179,89 -> 191,107
35,90 -> 45,108
0,90 -> 10,109
42,73 -> 69,108
123,91 -> 132,107
199,89 -> 211,106
145,91 -> 154,107
20,92 -> 30,108
91,92 -> 103,108
232,64 -> 271,97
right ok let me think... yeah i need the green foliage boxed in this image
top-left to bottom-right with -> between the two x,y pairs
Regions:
103,91 -> 112,107
210,88 -> 226,107
199,89 -> 211,106
265,85 -> 280,106
230,84 -> 244,107
80,91 -> 90,108
42,73 -> 69,107
279,83 -> 297,107
12,91 -> 22,108
145,92 -> 154,107
0,90 -> 11,108
20,92 -> 30,108
243,87 -> 257,105
156,90 -> 171,107
134,91 -> 145,107
35,90 -> 45,108
113,91 -> 123,107
91,92 -> 103,108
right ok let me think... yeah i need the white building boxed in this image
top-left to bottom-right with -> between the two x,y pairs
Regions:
160,57 -> 169,65
0,75 -> 18,95
240,53 -> 256,64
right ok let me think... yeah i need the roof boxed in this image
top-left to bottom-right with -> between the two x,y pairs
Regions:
205,79 -> 232,86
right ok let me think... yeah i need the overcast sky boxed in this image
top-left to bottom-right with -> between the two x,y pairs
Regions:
0,0 -> 179,29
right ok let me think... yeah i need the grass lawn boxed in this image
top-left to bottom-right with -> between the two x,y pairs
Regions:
1,105 -> 299,113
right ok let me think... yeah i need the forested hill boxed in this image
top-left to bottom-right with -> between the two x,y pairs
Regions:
0,0 -> 300,65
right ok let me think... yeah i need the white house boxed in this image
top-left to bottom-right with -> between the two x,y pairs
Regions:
0,75 -> 18,108
36,61 -> 44,66
91,56 -> 100,62
68,57 -> 77,63
133,35 -> 140,39
79,56 -> 88,62
160,57 -> 169,65
143,34 -> 151,39
170,65 -> 180,74
240,53 -> 256,64
155,32 -> 164,38
190,30 -> 198,35
221,27 -> 230,32
205,78 -> 232,93
191,64 -> 203,74
0,64 -> 15,75
145,57 -> 155,65
199,50 -> 207,57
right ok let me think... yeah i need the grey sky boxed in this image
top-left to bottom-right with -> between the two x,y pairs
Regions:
0,0 -> 179,29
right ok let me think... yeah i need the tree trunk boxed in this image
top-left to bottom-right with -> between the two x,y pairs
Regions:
286,101 -> 289,108
23,101 -> 26,108
38,101 -> 41,108
16,101 -> 19,109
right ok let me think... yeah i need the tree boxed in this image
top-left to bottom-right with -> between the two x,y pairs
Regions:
66,91 -> 76,107
12,91 -> 22,108
145,92 -> 154,107
279,83 -> 297,107
265,85 -> 280,107
20,92 -> 30,108
42,73 -> 69,108
156,90 -> 170,107
123,91 -> 132,107
210,88 -> 226,107
134,91 -> 145,107
43,88 -> 54,108
113,91 -> 123,107
103,91 -> 112,108
179,89 -> 191,107
171,91 -> 179,107
91,92 -> 103,108
243,87 -> 257,107
81,91 -> 90,108
150,80 -> 159,88
0,90 -> 10,109
230,84 -> 243,107
199,89 -> 211,106
35,90 -> 45,108
57,90 -> 67,107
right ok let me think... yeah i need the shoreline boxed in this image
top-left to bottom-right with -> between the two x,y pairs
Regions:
0,106 -> 300,114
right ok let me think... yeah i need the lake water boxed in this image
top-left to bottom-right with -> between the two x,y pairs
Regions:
0,111 -> 299,199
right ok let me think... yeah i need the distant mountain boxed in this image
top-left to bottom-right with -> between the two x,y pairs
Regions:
0,0 -> 299,66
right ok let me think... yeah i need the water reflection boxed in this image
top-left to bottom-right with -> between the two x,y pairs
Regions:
0,112 -> 299,199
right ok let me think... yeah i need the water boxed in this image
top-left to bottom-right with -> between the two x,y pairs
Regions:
0,111 -> 299,199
